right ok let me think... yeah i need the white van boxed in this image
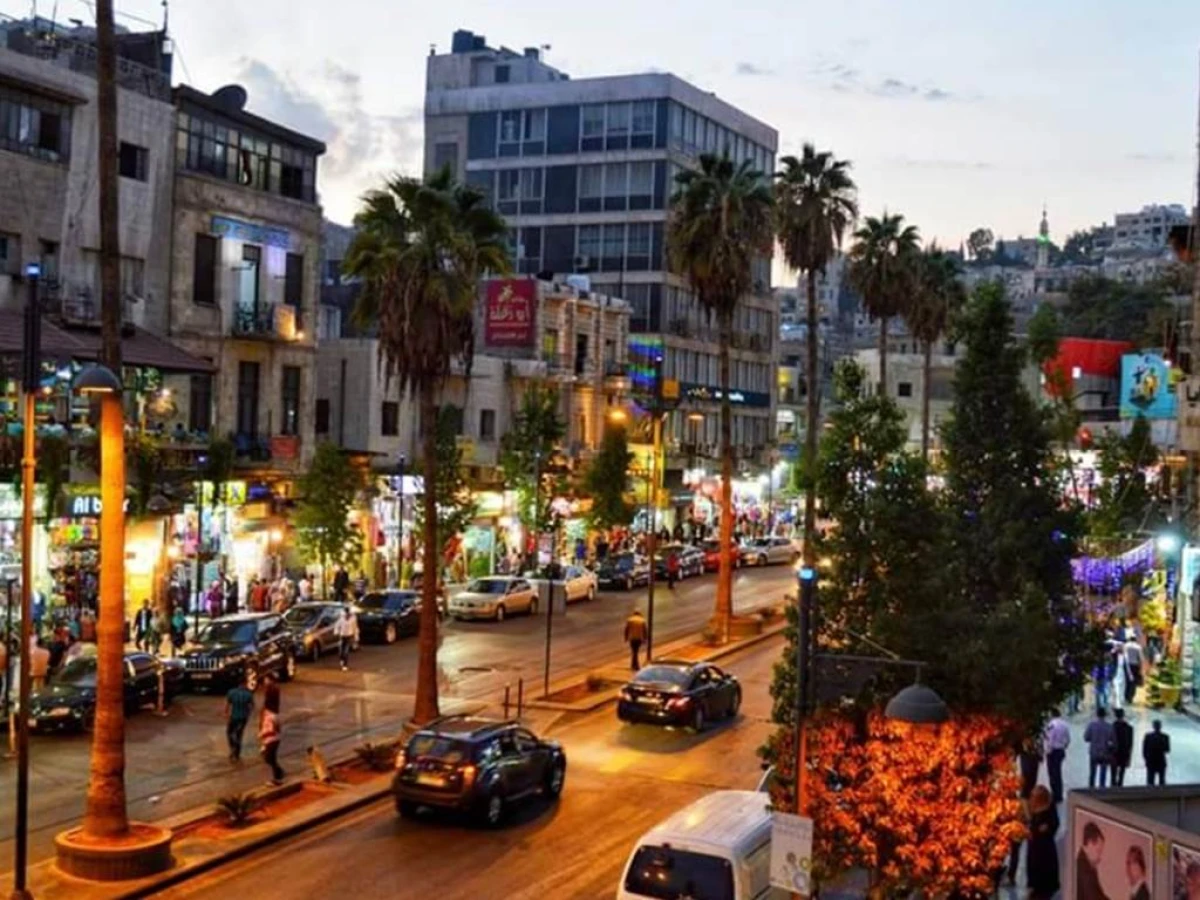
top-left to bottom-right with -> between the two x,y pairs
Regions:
617,790 -> 788,900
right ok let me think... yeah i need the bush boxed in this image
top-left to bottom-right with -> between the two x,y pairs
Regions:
215,792 -> 258,827
468,555 -> 492,579
354,741 -> 397,772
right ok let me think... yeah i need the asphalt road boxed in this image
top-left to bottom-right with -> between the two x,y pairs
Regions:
161,632 -> 784,900
0,564 -> 795,872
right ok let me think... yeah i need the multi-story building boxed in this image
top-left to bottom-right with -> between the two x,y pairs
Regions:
1113,204 -> 1191,251
423,29 -> 779,484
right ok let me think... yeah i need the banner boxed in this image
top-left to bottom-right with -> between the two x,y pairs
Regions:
484,279 -> 537,347
1120,353 -> 1176,420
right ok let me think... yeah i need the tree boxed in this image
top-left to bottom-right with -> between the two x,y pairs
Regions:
1062,227 -> 1100,264
36,434 -> 71,519
774,144 -> 858,565
903,246 -> 965,459
583,422 -> 635,532
1058,273 -> 1173,343
127,434 -> 163,517
1025,302 -> 1062,369
966,226 -> 994,262
500,382 -> 567,544
294,443 -> 364,590
413,406 -> 478,559
668,153 -> 773,637
1088,414 -> 1159,539
345,170 -> 507,723
847,213 -> 921,396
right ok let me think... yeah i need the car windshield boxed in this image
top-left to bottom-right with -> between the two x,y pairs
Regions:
624,845 -> 734,900
53,657 -> 98,687
633,666 -> 691,688
283,607 -> 320,626
608,554 -> 634,569
747,539 -> 770,548
466,579 -> 510,595
197,620 -> 256,644
406,734 -> 472,765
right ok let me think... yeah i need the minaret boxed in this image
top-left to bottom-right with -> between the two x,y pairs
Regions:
1036,205 -> 1050,269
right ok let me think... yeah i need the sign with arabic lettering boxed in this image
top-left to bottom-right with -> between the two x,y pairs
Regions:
484,279 -> 537,347
1120,353 -> 1175,420
211,216 -> 291,250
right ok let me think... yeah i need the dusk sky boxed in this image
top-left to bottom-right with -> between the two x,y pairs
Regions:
8,0 -> 1198,254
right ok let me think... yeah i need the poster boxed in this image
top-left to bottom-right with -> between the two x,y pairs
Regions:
1120,353 -> 1176,419
1172,842 -> 1200,899
484,279 -> 537,347
1073,810 -> 1152,900
770,812 -> 813,895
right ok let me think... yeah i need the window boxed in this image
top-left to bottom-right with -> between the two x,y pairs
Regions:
603,163 -> 627,197
119,256 -> 145,298
577,225 -> 602,262
542,328 -> 559,362
239,245 -> 261,313
602,224 -> 625,260
118,141 -> 148,181
578,164 -> 603,198
284,253 -> 304,322
281,366 -> 301,436
192,234 -> 217,305
0,233 -> 18,275
494,64 -> 510,84
627,223 -> 652,257
479,409 -> 496,441
897,382 -> 913,398
606,103 -> 630,136
581,104 -> 605,137
236,362 -> 261,438
498,169 -> 520,201
188,374 -> 212,433
176,109 -> 316,201
279,163 -> 304,199
520,168 -> 543,200
39,240 -> 58,281
0,86 -> 70,162
669,103 -> 683,147
315,398 -> 330,435
523,109 -> 546,142
381,401 -> 399,436
433,141 -> 458,173
631,101 -> 655,134
499,111 -> 521,144
629,161 -> 653,198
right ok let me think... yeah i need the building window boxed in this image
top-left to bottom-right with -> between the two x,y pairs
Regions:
521,168 -> 543,200
479,409 -> 496,442
280,366 -> 301,436
523,109 -> 546,142
284,252 -> 304,324
897,382 -> 913,398
433,141 -> 458,173
627,222 -> 652,258
0,233 -> 18,275
577,225 -> 602,266
602,224 -> 625,262
631,101 -> 655,135
188,374 -> 212,433
578,164 -> 603,211
315,398 -> 330,435
239,245 -> 261,313
494,64 -> 510,84
38,240 -> 58,281
176,109 -> 316,202
381,401 -> 399,437
498,168 -> 520,202
606,103 -> 630,136
499,110 -> 521,145
236,361 -> 260,438
118,141 -> 148,181
0,86 -> 70,162
581,104 -> 605,138
192,233 -> 217,305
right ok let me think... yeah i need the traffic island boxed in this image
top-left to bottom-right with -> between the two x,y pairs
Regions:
53,822 -> 173,882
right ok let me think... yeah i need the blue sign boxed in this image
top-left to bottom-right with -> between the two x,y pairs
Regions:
679,383 -> 771,409
211,215 -> 291,250
1120,353 -> 1176,420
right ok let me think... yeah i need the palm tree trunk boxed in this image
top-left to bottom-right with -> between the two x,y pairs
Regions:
82,0 -> 128,841
413,384 -> 441,724
878,315 -> 888,396
802,269 -> 820,567
715,312 -> 734,640
920,338 -> 932,461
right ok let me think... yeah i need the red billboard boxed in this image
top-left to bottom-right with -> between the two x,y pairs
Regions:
484,279 -> 537,347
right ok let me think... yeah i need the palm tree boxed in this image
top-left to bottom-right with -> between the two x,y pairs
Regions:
847,213 -> 920,395
773,145 -> 857,565
904,246 -> 966,460
668,154 -> 773,638
344,169 -> 509,723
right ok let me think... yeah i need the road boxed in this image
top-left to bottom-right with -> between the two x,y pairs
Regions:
162,632 -> 783,900
0,564 -> 794,870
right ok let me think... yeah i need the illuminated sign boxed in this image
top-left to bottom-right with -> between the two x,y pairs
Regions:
1120,353 -> 1176,420
484,279 -> 537,347
211,216 -> 290,249
680,384 -> 771,408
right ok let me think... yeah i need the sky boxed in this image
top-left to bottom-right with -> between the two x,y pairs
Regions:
6,0 -> 1198,254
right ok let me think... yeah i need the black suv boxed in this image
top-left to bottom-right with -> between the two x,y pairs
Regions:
392,716 -> 566,827
180,612 -> 297,692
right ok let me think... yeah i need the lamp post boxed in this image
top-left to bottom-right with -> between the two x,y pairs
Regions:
643,354 -> 666,660
396,452 -> 407,588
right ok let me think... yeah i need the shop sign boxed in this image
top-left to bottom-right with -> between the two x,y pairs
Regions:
270,435 -> 300,460
475,491 -> 506,519
1120,353 -> 1176,420
680,383 -> 771,408
59,491 -> 129,518
211,215 -> 290,249
197,481 -> 248,506
484,279 -> 537,347
0,484 -> 46,519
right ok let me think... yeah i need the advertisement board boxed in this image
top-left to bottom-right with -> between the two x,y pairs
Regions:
484,279 -> 537,347
1120,353 -> 1176,419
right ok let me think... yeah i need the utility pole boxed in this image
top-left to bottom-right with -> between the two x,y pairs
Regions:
644,355 -> 663,660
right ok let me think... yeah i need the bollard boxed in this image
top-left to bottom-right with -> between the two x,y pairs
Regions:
516,678 -> 524,718
503,684 -> 511,719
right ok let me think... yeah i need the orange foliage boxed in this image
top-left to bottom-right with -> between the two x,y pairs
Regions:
767,713 -> 1024,897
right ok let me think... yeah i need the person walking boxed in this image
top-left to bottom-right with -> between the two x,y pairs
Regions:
1143,719 -> 1170,785
624,609 -> 648,671
666,551 -> 680,590
170,606 -> 187,657
1124,638 -> 1143,705
134,600 -> 153,652
1084,707 -> 1115,788
1112,708 -> 1134,786
28,636 -> 49,690
258,703 -> 284,785
1024,785 -> 1060,900
224,677 -> 254,762
334,605 -> 357,671
1043,708 -> 1071,803
206,580 -> 223,621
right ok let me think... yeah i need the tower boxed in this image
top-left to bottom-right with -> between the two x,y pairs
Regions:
1036,205 -> 1050,269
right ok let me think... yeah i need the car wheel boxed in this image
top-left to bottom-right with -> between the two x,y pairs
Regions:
309,642 -> 321,663
384,622 -> 398,645
528,597 -> 538,615
691,706 -> 706,733
728,689 -> 742,719
280,653 -> 296,683
544,761 -> 566,798
397,800 -> 420,819
480,792 -> 505,828
245,664 -> 260,692
495,604 -> 506,622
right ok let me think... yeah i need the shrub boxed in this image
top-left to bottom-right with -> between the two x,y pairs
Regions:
354,741 -> 396,772
215,792 -> 258,827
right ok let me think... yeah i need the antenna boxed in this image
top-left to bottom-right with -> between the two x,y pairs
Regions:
162,0 -> 168,34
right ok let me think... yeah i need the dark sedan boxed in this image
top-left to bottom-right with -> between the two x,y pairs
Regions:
355,590 -> 422,644
597,552 -> 650,591
284,602 -> 357,662
616,660 -> 741,732
28,651 -> 182,732
654,544 -> 705,580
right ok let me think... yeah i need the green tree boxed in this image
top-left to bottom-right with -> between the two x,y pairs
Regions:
774,144 -> 858,565
344,169 -> 508,723
1061,227 -> 1101,264
668,153 -> 773,636
1059,273 -> 1173,343
903,245 -> 966,459
414,406 -> 478,558
127,433 -> 163,516
1088,414 -> 1159,539
847,213 -> 921,395
500,382 -> 567,538
295,443 -> 364,591
966,226 -> 994,262
583,422 -> 635,532
36,433 -> 71,518
1026,301 -> 1062,368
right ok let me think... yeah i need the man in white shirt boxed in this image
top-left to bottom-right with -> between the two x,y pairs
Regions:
298,576 -> 313,602
1044,709 -> 1071,803
333,606 -> 358,672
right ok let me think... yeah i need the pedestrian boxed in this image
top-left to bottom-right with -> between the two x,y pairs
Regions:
298,574 -> 313,602
225,676 -> 254,762
149,607 -> 165,656
1024,785 -> 1060,900
333,566 -> 350,602
263,674 -> 281,715
170,606 -> 187,656
79,607 -> 96,643
258,702 -> 284,785
334,605 -> 357,671
666,551 -> 680,590
1043,708 -> 1070,803
624,609 -> 648,671
29,636 -> 49,691
223,575 -> 239,615
1004,735 -> 1043,886
1093,661 -> 1110,712
1111,707 -> 1134,786
206,580 -> 223,621
1142,718 -> 1170,785
1124,638 -> 1143,705
134,600 -> 153,652
1083,707 -> 1114,788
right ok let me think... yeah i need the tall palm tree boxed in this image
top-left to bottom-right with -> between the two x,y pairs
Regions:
345,169 -> 509,723
668,154 -> 773,637
847,213 -> 920,395
773,145 -> 857,566
904,246 -> 966,460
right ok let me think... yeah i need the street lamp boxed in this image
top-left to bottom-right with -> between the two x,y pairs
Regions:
396,452 -> 408,588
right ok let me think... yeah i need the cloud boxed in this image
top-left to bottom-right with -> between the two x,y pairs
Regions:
813,62 -> 960,101
735,61 -> 774,77
892,157 -> 994,170
872,77 -> 919,98
1125,152 -> 1181,164
924,88 -> 952,101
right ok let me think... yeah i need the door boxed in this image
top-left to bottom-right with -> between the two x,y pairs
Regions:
258,619 -> 285,672
512,729 -> 546,794
317,610 -> 338,651
708,665 -> 735,716
494,730 -> 531,797
236,361 -> 261,438
691,667 -> 720,718
390,595 -> 418,636
510,580 -> 532,613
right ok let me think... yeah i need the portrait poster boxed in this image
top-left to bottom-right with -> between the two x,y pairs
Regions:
1171,843 -> 1200,900
1072,810 -> 1153,900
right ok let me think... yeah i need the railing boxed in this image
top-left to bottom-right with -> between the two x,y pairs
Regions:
232,303 -> 298,340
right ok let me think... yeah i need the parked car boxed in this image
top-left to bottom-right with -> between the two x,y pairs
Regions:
392,715 -> 566,827
700,538 -> 742,573
654,544 -> 705,580
561,565 -> 598,602
739,536 -> 798,567
28,651 -> 182,732
617,660 -> 741,732
448,577 -> 538,622
284,602 -> 354,662
597,552 -> 651,591
179,612 -> 296,692
355,590 -> 422,643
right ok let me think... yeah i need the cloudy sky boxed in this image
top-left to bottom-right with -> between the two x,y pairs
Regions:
10,0 -> 1198,249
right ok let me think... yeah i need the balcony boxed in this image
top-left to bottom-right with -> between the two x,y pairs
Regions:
232,303 -> 299,341
232,432 -> 302,467
56,285 -> 135,329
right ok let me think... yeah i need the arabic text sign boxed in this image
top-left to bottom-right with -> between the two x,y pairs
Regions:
770,812 -> 814,895
1119,353 -> 1175,420
484,279 -> 537,347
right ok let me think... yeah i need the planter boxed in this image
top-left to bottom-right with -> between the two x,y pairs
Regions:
54,822 -> 173,881
1150,682 -> 1181,710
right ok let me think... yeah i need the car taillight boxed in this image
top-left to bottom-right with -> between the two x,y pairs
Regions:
666,697 -> 691,711
459,764 -> 477,789
394,750 -> 407,771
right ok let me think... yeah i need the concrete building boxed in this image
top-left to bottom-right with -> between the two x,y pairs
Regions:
1113,204 -> 1191,251
423,29 -> 779,481
165,83 -> 326,470
855,346 -> 959,452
